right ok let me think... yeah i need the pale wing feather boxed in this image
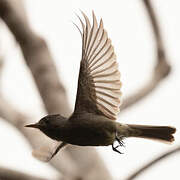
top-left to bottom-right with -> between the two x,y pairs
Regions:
75,11 -> 122,120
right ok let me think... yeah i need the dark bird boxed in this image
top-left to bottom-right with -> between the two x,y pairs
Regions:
25,11 -> 176,161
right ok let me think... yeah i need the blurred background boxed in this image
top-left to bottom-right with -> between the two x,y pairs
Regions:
0,0 -> 179,179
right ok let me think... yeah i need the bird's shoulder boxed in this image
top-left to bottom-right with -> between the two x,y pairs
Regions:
69,112 -> 116,129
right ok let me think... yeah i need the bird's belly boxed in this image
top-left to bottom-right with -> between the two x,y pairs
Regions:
62,127 -> 115,146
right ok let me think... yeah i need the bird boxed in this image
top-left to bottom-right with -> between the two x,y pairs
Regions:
25,11 -> 176,162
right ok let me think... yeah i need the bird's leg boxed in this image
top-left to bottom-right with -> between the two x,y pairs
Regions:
116,136 -> 125,147
112,132 -> 125,154
49,141 -> 67,161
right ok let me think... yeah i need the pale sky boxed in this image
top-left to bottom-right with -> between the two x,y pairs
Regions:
0,0 -> 180,179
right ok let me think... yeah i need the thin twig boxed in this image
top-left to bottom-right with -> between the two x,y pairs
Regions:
120,0 -> 171,111
126,146 -> 180,180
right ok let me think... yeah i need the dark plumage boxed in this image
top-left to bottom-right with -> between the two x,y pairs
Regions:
25,11 -> 176,161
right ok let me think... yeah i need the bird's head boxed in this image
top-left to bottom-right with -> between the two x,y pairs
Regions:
25,114 -> 66,131
25,114 -> 67,141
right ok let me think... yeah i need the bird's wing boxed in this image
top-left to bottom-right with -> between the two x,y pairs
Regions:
74,12 -> 122,120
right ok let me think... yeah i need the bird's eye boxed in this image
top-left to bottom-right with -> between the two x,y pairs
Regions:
39,119 -> 47,126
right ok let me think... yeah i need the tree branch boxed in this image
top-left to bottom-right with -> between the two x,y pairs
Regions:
0,0 -> 71,116
126,146 -> 180,180
0,166 -> 48,180
0,0 -> 112,179
0,65 -> 81,179
120,0 -> 171,111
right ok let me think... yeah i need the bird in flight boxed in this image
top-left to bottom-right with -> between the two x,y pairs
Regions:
26,11 -> 176,162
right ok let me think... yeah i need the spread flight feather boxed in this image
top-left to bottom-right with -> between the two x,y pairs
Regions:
74,11 -> 122,120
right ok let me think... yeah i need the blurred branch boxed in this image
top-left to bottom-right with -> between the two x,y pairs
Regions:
0,76 -> 81,179
0,0 -> 71,116
0,166 -> 47,180
0,0 -> 112,179
126,146 -> 180,180
121,0 -> 171,111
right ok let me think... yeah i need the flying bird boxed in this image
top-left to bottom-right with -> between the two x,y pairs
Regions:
26,11 -> 176,161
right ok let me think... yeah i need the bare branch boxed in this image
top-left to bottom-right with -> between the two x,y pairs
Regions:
0,93 -> 82,179
0,0 -> 112,179
120,0 -> 171,111
0,0 -> 71,116
126,146 -> 180,180
0,166 -> 48,180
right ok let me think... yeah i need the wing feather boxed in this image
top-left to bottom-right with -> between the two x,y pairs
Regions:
74,11 -> 122,120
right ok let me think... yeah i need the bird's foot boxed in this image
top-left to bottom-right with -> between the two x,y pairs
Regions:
112,143 -> 123,154
112,133 -> 125,154
116,137 -> 125,147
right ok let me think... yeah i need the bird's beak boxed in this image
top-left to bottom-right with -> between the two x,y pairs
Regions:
25,123 -> 40,129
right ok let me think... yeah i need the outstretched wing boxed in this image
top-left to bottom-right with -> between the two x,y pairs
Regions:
74,11 -> 122,120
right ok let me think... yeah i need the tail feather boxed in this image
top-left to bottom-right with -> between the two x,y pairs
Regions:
127,124 -> 176,143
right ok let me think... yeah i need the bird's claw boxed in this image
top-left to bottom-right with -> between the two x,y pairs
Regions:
112,143 -> 124,154
112,132 -> 125,154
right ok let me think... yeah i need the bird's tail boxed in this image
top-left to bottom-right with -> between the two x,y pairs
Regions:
118,124 -> 176,143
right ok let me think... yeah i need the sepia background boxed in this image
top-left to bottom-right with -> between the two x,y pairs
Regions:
0,0 -> 179,179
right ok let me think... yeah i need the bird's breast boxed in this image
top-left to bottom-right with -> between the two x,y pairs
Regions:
57,116 -> 116,146
44,113 -> 117,146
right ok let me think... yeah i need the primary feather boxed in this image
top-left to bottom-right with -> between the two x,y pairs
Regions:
74,11 -> 122,120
